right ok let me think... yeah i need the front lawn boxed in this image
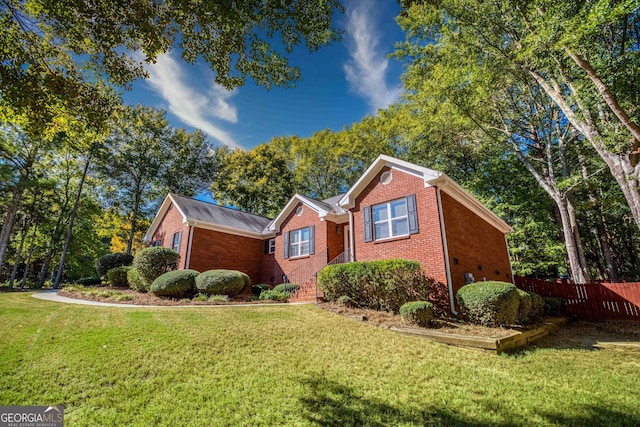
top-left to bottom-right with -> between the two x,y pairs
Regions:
1,292 -> 638,426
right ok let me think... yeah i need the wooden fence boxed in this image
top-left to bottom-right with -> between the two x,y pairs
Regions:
514,276 -> 640,321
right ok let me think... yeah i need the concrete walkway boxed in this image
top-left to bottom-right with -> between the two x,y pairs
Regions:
32,290 -> 310,308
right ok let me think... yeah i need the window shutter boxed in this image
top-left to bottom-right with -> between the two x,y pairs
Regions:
407,194 -> 419,234
363,205 -> 373,242
309,226 -> 315,255
283,232 -> 289,259
264,240 -> 269,254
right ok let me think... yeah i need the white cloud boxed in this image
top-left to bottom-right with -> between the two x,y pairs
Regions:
343,2 -> 401,111
143,53 -> 241,149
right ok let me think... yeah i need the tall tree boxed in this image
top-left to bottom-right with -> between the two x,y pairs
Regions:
398,0 -> 640,230
94,105 -> 217,254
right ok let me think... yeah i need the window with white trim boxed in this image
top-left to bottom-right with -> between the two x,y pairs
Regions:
171,231 -> 182,253
373,198 -> 409,240
268,238 -> 276,254
289,227 -> 310,257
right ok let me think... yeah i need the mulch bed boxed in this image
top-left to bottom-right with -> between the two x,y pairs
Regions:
58,287 -> 277,306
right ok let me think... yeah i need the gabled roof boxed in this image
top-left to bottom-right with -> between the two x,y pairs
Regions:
338,154 -> 512,234
267,193 -> 348,232
144,193 -> 273,241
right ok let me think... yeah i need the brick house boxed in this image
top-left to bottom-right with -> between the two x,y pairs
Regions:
145,155 -> 513,313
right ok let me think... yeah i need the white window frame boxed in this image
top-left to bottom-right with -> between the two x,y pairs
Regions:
373,198 -> 409,240
289,227 -> 310,258
268,238 -> 276,254
171,231 -> 182,253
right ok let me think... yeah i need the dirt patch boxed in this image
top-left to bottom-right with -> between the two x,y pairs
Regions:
533,319 -> 640,349
59,287 -> 277,306
319,302 -> 515,338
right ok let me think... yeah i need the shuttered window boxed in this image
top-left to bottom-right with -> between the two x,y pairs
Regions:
287,226 -> 314,258
171,231 -> 182,253
365,195 -> 418,241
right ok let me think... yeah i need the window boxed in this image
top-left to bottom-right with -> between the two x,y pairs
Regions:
284,226 -> 315,259
363,194 -> 418,242
268,238 -> 276,254
171,231 -> 182,253
373,198 -> 409,240
153,240 -> 162,247
290,227 -> 310,257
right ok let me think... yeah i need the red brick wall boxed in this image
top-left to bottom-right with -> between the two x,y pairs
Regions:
274,202 -> 328,283
259,253 -> 275,285
441,192 -> 512,295
188,227 -> 265,285
150,202 -> 190,269
326,220 -> 345,261
351,167 -> 448,284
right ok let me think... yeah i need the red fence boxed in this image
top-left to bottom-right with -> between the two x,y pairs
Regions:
514,276 -> 640,321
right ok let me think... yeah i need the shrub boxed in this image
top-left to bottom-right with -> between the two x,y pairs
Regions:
195,270 -> 250,297
251,284 -> 272,296
400,301 -> 434,327
272,283 -> 300,293
133,247 -> 180,285
107,266 -> 133,288
208,295 -> 230,302
337,295 -> 357,308
516,289 -> 544,324
543,297 -> 565,316
127,268 -> 149,292
318,259 -> 434,313
151,269 -> 199,298
457,281 -> 520,327
259,290 -> 291,301
75,277 -> 102,286
95,252 -> 134,277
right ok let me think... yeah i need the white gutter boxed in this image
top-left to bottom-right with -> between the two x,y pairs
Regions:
436,186 -> 457,316
348,210 -> 355,262
185,225 -> 194,269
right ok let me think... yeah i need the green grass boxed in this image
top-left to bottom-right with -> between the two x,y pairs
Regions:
1,292 -> 639,426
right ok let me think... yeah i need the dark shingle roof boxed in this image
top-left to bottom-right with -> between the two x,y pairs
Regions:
170,194 -> 272,234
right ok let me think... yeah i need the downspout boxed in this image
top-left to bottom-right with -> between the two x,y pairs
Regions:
348,210 -> 355,262
185,224 -> 194,269
505,235 -> 514,284
436,185 -> 457,315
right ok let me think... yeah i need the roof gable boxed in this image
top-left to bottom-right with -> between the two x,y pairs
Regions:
267,193 -> 347,232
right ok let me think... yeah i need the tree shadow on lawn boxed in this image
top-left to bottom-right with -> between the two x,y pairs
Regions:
297,376 -> 639,426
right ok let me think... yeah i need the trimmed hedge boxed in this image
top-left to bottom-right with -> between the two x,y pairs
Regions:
273,283 -> 300,293
107,266 -> 133,288
151,269 -> 199,298
127,268 -> 149,292
400,301 -> 434,327
318,259 -> 433,313
516,289 -> 544,324
133,247 -> 180,285
195,269 -> 250,297
75,277 -> 102,286
457,281 -> 520,327
543,297 -> 565,316
259,290 -> 290,301
96,252 -> 134,277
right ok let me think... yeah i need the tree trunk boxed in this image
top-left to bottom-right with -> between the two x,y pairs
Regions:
0,185 -> 26,272
20,224 -> 38,289
556,195 -> 589,284
566,197 -> 591,283
126,190 -> 141,255
53,157 -> 91,289
8,219 -> 28,289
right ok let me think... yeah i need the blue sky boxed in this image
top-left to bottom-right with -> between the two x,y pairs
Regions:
120,0 -> 405,150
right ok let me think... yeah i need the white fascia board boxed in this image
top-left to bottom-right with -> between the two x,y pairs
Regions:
143,194 -> 188,242
268,194 -> 326,233
430,175 -> 513,234
188,220 -> 269,240
338,154 -> 442,209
